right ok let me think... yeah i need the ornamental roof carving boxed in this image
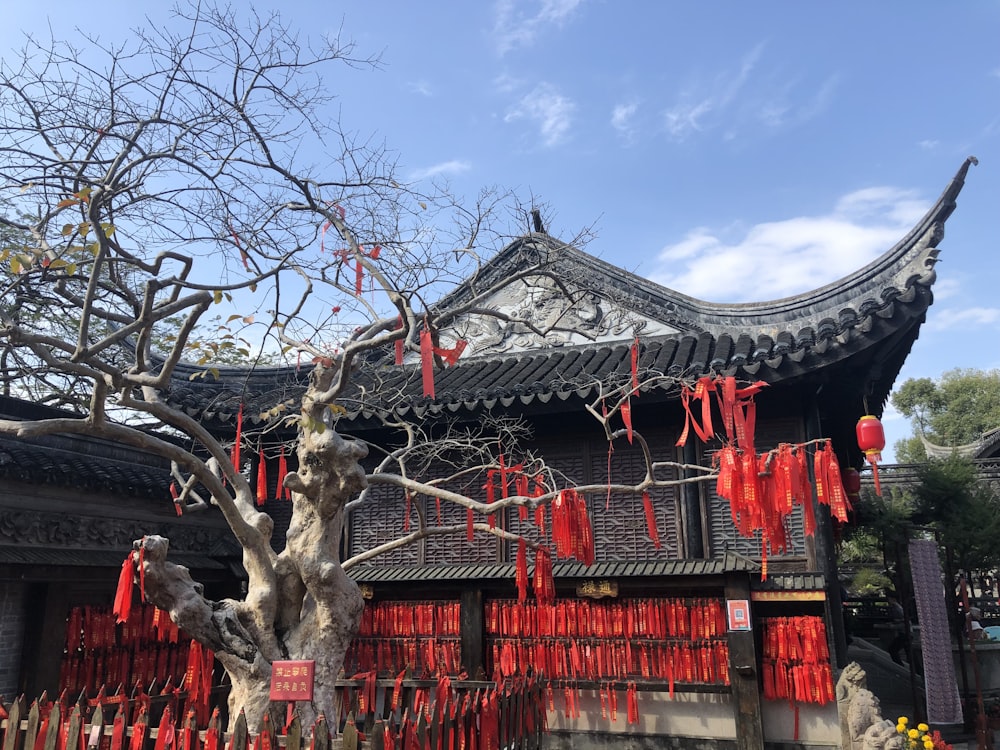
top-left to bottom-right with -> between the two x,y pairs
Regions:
160,158 -> 977,429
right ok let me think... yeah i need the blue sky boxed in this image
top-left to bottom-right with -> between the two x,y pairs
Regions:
4,1 -> 1000,459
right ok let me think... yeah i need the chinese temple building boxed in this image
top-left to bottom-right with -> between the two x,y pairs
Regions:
0,157 -> 977,749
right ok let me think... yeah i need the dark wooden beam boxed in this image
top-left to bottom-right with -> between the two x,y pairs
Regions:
725,572 -> 764,750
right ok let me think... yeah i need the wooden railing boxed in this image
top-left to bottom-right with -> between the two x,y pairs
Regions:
0,675 -> 547,750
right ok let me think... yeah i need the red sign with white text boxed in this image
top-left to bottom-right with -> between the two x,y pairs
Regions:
727,599 -> 752,631
269,660 -> 315,701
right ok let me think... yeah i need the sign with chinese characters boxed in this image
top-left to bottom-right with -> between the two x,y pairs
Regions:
269,660 -> 315,701
576,580 -> 619,599
727,599 -> 752,631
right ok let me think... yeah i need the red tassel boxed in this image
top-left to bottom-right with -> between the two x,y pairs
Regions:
112,553 -> 135,623
621,396 -> 633,444
420,329 -> 435,398
256,448 -> 268,506
277,446 -> 289,500
356,258 -> 364,296
642,492 -> 661,549
515,540 -> 528,603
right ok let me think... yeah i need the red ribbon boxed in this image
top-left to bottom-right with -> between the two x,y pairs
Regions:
231,403 -> 243,474
420,329 -> 435,398
515,540 -> 528,603
112,553 -> 135,624
276,446 -> 289,500
256,447 -> 268,506
642,492 -> 661,549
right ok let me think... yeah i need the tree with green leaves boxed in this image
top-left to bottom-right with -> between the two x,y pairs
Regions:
891,369 -> 1000,462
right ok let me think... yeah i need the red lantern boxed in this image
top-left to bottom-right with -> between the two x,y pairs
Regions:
841,467 -> 861,499
856,415 -> 885,496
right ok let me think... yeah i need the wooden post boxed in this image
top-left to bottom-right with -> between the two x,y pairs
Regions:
460,589 -> 484,678
725,572 -> 764,750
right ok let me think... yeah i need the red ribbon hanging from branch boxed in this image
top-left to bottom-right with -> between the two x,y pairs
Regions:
229,223 -> 249,270
394,316 -> 405,365
256,447 -> 268,506
112,553 -> 136,624
276,446 -> 289,500
515,540 -> 528,603
621,396 -> 633,444
642,492 -> 661,549
420,329 -> 435,398
231,403 -> 243,474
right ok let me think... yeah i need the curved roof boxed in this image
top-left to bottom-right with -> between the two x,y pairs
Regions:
160,158 -> 977,431
921,427 -> 1000,460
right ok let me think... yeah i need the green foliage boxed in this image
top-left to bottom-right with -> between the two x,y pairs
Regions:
894,435 -> 927,464
849,567 -> 893,596
891,369 -> 1000,451
911,454 -> 1000,573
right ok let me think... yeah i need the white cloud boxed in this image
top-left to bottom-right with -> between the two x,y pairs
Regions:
504,83 -> 575,147
663,44 -> 763,141
649,187 -> 930,302
919,139 -> 939,151
663,46 -> 836,142
611,101 -> 639,141
408,80 -> 433,97
493,0 -> 584,55
926,307 -> 1000,332
408,160 -> 472,182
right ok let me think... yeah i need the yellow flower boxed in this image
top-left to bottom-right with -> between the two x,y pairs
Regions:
898,717 -> 909,726
897,724 -> 907,733
908,729 -> 920,739
917,723 -> 929,732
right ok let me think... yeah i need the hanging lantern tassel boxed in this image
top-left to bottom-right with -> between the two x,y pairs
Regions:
515,540 -> 528,603
256,447 -> 268,506
642,492 -> 661,549
856,415 -> 886,497
112,552 -> 136,624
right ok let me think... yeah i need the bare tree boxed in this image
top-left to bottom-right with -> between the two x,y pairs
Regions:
0,3 -> 803,733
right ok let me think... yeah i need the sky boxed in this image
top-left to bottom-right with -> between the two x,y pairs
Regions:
3,1 -> 1000,460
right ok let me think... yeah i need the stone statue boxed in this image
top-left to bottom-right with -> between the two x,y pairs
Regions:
838,662 -> 897,750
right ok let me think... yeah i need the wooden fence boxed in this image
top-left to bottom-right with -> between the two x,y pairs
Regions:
0,675 -> 546,750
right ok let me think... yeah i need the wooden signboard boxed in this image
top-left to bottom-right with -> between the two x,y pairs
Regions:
270,660 -> 315,701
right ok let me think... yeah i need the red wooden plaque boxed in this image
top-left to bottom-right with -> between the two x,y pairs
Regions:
269,660 -> 315,701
